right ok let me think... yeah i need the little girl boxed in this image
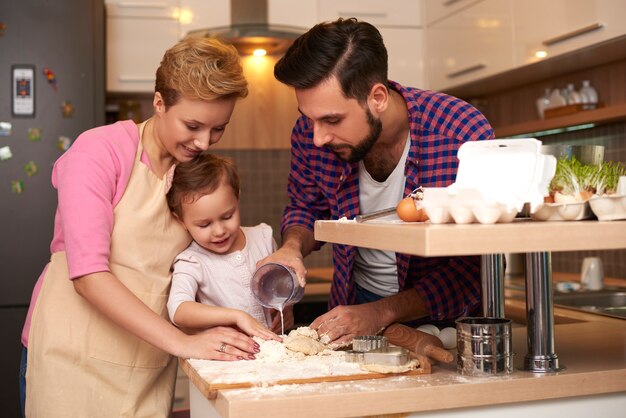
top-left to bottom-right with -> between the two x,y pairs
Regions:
166,154 -> 281,346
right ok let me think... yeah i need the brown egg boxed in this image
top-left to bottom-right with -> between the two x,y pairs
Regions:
396,197 -> 429,222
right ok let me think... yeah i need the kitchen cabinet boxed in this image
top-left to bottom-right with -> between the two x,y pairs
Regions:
105,0 -> 180,18
424,0 -> 482,25
105,0 -> 185,92
268,0 -> 318,29
425,0 -> 515,90
179,0 -> 230,39
106,15 -> 180,92
513,0 -> 626,67
318,0 -> 425,89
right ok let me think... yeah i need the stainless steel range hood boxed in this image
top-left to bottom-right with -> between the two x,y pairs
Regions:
188,0 -> 304,56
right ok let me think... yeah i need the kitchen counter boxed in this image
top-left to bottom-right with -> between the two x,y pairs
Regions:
184,320 -> 626,418
184,219 -> 626,417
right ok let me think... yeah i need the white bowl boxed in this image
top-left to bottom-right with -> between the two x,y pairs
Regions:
588,195 -> 626,221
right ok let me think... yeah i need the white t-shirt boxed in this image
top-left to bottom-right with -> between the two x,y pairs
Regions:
167,223 -> 277,327
353,135 -> 411,297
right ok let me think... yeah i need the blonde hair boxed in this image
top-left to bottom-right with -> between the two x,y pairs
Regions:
156,36 -> 248,107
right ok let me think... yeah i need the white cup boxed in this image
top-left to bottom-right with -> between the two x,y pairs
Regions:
581,257 -> 604,290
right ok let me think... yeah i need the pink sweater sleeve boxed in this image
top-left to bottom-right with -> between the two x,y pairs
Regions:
51,120 -> 141,279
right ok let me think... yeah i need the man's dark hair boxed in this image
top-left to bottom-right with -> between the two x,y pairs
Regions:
274,18 -> 388,103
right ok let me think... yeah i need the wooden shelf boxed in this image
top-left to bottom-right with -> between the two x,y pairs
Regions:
494,102 -> 626,138
314,219 -> 626,257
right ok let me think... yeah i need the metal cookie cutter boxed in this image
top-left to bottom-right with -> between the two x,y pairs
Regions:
351,335 -> 388,352
345,346 -> 410,366
345,335 -> 387,363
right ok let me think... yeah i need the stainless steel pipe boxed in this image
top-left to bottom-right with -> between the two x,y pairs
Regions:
523,251 -> 563,372
481,254 -> 505,318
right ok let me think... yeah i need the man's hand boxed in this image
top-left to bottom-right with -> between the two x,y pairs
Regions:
256,247 -> 307,287
310,303 -> 387,346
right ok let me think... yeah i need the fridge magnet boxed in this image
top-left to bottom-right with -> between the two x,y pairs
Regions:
43,68 -> 58,91
61,101 -> 74,118
27,127 -> 42,141
57,136 -> 71,151
0,121 -> 12,136
11,180 -> 25,194
0,22 -> 6,37
24,160 -> 39,177
0,146 -> 12,161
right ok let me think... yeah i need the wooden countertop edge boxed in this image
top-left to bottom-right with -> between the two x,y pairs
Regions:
218,370 -> 626,418
185,320 -> 626,418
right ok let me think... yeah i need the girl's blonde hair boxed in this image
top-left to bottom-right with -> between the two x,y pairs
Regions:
156,36 -> 248,107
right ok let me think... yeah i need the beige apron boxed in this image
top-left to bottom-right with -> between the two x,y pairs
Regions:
26,122 -> 191,417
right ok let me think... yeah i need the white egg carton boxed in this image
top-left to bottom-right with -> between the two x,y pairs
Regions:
530,201 -> 593,221
422,138 -> 556,225
588,194 -> 626,221
422,189 -> 519,224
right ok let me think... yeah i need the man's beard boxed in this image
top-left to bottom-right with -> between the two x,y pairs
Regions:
327,108 -> 382,163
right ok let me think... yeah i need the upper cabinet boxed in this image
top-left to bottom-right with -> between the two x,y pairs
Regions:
179,0 -> 230,39
268,0 -> 319,29
513,0 -> 626,67
107,0 -> 426,93
318,0 -> 426,89
105,0 -> 189,93
424,0 -> 482,25
425,0 -> 626,91
425,0 -> 514,91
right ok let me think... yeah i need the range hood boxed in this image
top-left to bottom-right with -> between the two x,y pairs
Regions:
189,0 -> 304,56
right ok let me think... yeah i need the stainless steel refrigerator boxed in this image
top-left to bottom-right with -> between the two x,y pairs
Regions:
0,1 -> 105,414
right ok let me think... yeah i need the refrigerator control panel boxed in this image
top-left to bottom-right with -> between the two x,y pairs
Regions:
12,65 -> 36,117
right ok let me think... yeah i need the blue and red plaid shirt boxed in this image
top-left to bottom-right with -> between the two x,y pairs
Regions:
281,81 -> 495,326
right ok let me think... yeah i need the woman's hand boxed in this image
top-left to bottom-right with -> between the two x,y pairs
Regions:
177,326 -> 260,361
235,312 -> 282,342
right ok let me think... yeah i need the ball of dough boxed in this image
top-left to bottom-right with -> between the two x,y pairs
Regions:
284,335 -> 325,355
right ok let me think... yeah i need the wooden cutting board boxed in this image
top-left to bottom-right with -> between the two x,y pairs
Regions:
181,357 -> 430,400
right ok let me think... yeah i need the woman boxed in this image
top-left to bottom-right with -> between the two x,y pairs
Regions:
20,36 -> 254,417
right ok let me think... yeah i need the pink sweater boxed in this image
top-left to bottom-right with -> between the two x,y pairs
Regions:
21,120 -> 150,346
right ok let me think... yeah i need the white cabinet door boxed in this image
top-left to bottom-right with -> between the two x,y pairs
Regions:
106,16 -> 180,92
269,0 -> 319,29
514,0 -> 626,66
318,0 -> 423,27
423,0 -> 482,25
179,0 -> 229,38
426,0 -> 514,90
380,27 -> 426,88
318,0 -> 425,89
105,0 -> 180,18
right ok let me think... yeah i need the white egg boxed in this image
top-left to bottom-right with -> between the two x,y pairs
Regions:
416,324 -> 440,336
438,327 -> 457,349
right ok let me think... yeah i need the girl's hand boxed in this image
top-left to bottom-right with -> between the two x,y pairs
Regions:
236,312 -> 282,342
177,326 -> 260,361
